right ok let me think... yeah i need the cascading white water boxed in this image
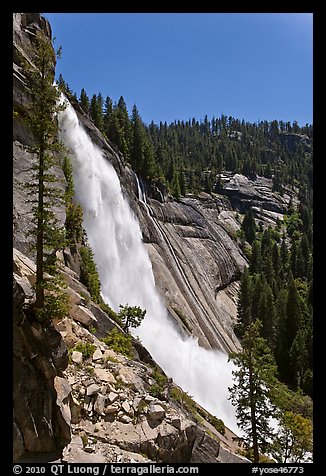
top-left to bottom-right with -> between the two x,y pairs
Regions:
58,98 -> 239,435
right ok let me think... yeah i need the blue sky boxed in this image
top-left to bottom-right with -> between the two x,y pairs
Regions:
45,13 -> 313,126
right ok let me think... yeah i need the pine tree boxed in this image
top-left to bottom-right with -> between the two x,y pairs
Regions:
290,239 -> 298,278
281,275 -> 302,386
79,88 -> 90,114
229,320 -> 277,462
260,285 -> 276,348
235,267 -> 252,337
89,93 -> 104,131
19,30 -> 69,322
103,95 -> 113,135
250,240 -> 263,274
116,96 -> 132,159
250,274 -> 265,322
241,208 -> 256,245
179,169 -> 187,196
170,169 -> 181,199
300,234 -> 311,279
118,304 -> 146,332
261,227 -> 273,259
57,73 -> 66,92
131,104 -> 144,175
274,288 -> 288,372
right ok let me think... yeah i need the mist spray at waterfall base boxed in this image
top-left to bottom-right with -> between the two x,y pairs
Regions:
58,98 -> 239,435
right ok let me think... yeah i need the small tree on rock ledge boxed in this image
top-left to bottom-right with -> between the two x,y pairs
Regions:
118,304 -> 146,332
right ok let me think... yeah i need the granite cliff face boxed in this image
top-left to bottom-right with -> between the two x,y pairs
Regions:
13,13 -> 66,259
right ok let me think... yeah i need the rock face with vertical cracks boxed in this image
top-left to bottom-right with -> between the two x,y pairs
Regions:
13,273 -> 71,461
13,13 -> 66,260
136,195 -> 247,352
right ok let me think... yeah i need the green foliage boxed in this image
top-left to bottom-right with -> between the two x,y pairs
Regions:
72,342 -> 96,360
18,30 -> 69,320
118,304 -> 146,332
169,387 -> 196,414
195,406 -> 226,435
271,382 -> 313,463
79,88 -> 90,114
98,301 -> 122,327
229,320 -> 278,463
270,407 -> 313,463
79,245 -> 101,303
149,367 -> 168,397
101,328 -> 133,358
105,355 -> 120,364
65,202 -> 84,246
210,416 -> 225,436
80,432 -> 88,448
62,156 -> 74,204
284,212 -> 303,238
90,93 -> 104,131
235,267 -> 252,338
241,209 -> 256,245
237,196 -> 313,397
149,383 -> 162,398
62,155 -> 84,247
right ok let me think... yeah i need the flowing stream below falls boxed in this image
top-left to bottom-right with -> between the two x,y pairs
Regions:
58,97 -> 239,435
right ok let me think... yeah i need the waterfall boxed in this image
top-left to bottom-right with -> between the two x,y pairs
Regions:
58,98 -> 239,435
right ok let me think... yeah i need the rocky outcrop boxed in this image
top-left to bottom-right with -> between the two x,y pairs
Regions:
217,172 -> 288,214
56,309 -> 246,464
13,246 -> 123,462
13,269 -> 71,460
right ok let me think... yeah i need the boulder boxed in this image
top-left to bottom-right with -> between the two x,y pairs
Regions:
121,401 -> 131,414
105,405 -> 119,414
92,348 -> 103,361
54,318 -> 79,349
94,368 -> 116,384
70,305 -> 98,329
170,416 -> 182,429
53,377 -> 72,441
117,365 -> 146,393
148,404 -> 165,421
120,415 -> 132,424
71,351 -> 83,365
108,392 -> 119,404
86,384 -> 101,396
13,247 -> 36,277
94,394 -> 107,415
65,286 -> 82,306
